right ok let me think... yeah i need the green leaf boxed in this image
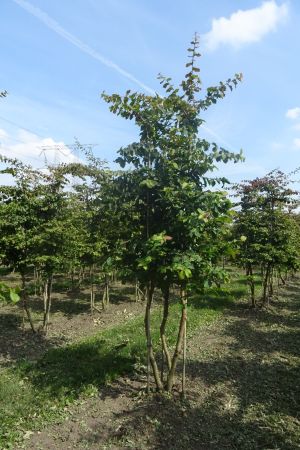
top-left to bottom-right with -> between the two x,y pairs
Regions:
9,289 -> 20,303
140,179 -> 157,188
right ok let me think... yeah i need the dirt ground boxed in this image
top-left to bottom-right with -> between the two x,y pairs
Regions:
21,276 -> 300,450
0,281 -> 147,370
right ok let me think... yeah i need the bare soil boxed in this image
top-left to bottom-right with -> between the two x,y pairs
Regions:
0,280 -> 146,370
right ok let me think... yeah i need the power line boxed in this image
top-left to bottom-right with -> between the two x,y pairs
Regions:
0,145 -> 43,164
0,115 -> 97,165
0,115 -> 46,140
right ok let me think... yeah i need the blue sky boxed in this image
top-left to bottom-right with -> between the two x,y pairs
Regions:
1,0 -> 299,183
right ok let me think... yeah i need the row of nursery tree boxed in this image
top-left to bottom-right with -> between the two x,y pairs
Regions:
1,36 -> 299,394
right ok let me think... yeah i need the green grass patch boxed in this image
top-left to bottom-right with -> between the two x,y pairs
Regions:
0,276 -> 248,448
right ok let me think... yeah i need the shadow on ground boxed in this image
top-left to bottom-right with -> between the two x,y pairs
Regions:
0,312 -> 66,367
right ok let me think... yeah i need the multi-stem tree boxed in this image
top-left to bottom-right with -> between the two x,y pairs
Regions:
234,169 -> 300,306
68,152 -> 118,310
0,156 -> 46,331
102,34 -> 243,393
0,157 -> 83,332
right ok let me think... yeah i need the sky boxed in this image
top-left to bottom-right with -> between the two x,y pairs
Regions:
1,0 -> 300,184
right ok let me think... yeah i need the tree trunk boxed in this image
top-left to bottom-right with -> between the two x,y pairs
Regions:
34,266 -> 37,296
167,288 -> 187,392
135,279 -> 140,302
21,274 -> 36,333
160,287 -> 171,384
90,283 -> 95,313
269,267 -> 274,298
102,274 -> 110,309
43,275 -> 53,333
144,282 -> 163,393
248,265 -> 255,308
182,305 -> 187,398
90,266 -> 95,314
262,264 -> 271,306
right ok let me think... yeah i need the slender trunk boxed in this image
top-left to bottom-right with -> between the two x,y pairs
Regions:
106,275 -> 110,306
135,279 -> 140,302
102,283 -> 106,309
43,275 -> 53,333
144,282 -> 163,393
43,280 -> 48,324
248,265 -> 255,308
34,267 -> 37,296
167,288 -> 187,392
160,287 -> 171,378
102,275 -> 110,309
269,267 -> 274,298
279,271 -> 286,285
90,283 -> 94,314
182,307 -> 187,398
21,274 -> 36,333
90,266 -> 95,314
262,264 -> 271,306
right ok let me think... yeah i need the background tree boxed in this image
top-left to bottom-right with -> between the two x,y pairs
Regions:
234,169 -> 300,306
0,156 -> 47,331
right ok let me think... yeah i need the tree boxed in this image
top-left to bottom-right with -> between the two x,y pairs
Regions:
234,169 -> 300,306
0,156 -> 48,331
0,157 -> 81,332
101,34 -> 243,393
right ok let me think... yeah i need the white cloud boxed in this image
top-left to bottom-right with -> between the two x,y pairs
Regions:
203,1 -> 288,51
0,128 -> 80,167
286,107 -> 300,120
293,138 -> 300,149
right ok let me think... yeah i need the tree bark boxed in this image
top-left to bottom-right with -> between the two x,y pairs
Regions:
90,266 -> 95,314
262,264 -> 271,306
135,279 -> 140,302
21,274 -> 36,333
160,287 -> 171,378
144,282 -> 163,393
102,275 -> 110,309
167,287 -> 187,392
248,264 -> 255,308
43,275 -> 53,333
